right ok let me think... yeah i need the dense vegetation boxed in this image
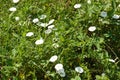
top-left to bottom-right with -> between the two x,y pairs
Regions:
0,0 -> 120,80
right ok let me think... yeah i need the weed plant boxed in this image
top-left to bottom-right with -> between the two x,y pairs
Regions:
0,0 -> 120,80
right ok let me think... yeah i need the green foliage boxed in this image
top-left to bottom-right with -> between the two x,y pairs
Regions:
0,0 -> 120,80
96,74 -> 110,80
71,76 -> 81,80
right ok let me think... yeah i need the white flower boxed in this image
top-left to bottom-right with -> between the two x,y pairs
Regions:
75,67 -> 84,73
52,43 -> 59,48
87,0 -> 91,4
35,38 -> 44,45
40,14 -> 47,19
101,73 -> 106,76
118,4 -> 120,7
56,68 -> 66,77
9,7 -> 17,12
108,59 -> 115,63
13,0 -> 19,3
26,32 -> 34,37
57,68 -> 65,73
32,18 -> 39,23
15,17 -> 20,21
112,14 -> 119,19
74,4 -> 81,9
88,26 -> 96,32
100,11 -> 107,18
59,71 -> 66,77
48,25 -> 55,29
49,55 -> 58,62
39,23 -> 48,27
55,63 -> 63,71
45,29 -> 52,34
55,64 -> 66,77
48,19 -> 55,25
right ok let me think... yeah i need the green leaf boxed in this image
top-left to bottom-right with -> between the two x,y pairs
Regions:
71,76 -> 81,80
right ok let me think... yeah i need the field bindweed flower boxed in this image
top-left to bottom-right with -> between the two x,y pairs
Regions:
101,73 -> 106,76
26,32 -> 34,37
75,66 -> 84,73
35,38 -> 44,45
112,14 -> 120,19
100,11 -> 107,18
13,0 -> 19,3
48,19 -> 55,25
56,68 -> 66,77
48,25 -> 55,29
74,4 -> 81,9
9,7 -> 17,12
32,18 -> 39,23
39,23 -> 48,27
40,14 -> 47,19
15,17 -> 20,21
88,26 -> 96,32
55,63 -> 63,71
118,4 -> 120,7
52,43 -> 59,48
55,63 -> 66,77
108,59 -> 115,63
58,71 -> 66,77
49,55 -> 58,62
87,0 -> 91,4
45,29 -> 52,34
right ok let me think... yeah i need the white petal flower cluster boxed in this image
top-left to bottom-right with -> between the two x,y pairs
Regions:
49,55 -> 58,62
87,0 -> 91,4
88,26 -> 96,32
48,25 -> 55,29
75,66 -> 84,73
26,32 -> 34,37
13,0 -> 19,3
55,64 -> 63,72
39,22 -> 48,27
15,17 -> 20,21
112,14 -> 120,19
44,19 -> 55,34
74,4 -> 81,9
55,63 -> 66,77
118,4 -> 120,7
48,19 -> 55,25
32,16 -> 55,34
9,0 -> 20,11
31,17 -> 55,45
9,7 -> 17,12
100,11 -> 107,18
36,18 -> 55,30
32,18 -> 39,23
56,68 -> 66,77
35,38 -> 44,45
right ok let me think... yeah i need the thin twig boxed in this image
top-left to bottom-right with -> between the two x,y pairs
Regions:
104,43 -> 120,61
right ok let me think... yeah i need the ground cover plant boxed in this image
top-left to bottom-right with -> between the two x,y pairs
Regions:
0,0 -> 120,80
